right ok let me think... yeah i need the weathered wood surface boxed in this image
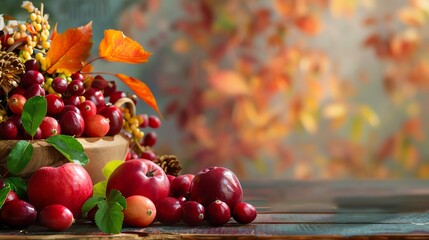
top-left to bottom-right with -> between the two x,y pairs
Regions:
2,180 -> 429,239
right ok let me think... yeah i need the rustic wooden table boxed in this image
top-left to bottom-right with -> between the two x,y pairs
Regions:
1,180 -> 429,239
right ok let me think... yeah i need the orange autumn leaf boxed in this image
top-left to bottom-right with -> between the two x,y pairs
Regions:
45,22 -> 93,74
99,30 -> 151,64
115,73 -> 161,116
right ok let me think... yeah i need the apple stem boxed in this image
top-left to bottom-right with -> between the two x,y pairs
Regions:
146,170 -> 156,177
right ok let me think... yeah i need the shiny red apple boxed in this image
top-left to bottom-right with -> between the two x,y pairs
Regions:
190,167 -> 242,210
106,159 -> 170,204
27,163 -> 93,219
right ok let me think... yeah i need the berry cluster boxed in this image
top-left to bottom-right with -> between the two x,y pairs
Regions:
0,57 -> 127,140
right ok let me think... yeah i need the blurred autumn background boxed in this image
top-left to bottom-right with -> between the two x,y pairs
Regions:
4,0 -> 429,179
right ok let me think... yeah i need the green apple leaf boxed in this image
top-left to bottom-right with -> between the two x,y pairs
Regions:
93,181 -> 107,198
106,189 -> 126,210
102,160 -> 123,180
7,140 -> 33,175
21,96 -> 47,137
46,134 -> 89,166
82,195 -> 104,216
5,177 -> 27,200
95,201 -> 124,234
0,185 -> 11,209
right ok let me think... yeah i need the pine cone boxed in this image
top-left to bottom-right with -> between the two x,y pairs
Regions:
0,51 -> 24,94
154,154 -> 182,176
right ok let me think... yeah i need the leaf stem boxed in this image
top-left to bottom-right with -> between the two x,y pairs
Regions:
80,56 -> 103,71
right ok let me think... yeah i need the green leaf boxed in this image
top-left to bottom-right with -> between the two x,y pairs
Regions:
107,189 -> 126,210
82,195 -> 104,216
102,160 -> 123,180
21,96 -> 47,137
7,141 -> 33,175
95,201 -> 124,234
93,181 -> 107,198
0,185 -> 11,209
46,135 -> 89,166
5,177 -> 27,200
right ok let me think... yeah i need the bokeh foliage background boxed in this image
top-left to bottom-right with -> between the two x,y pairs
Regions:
3,0 -> 429,179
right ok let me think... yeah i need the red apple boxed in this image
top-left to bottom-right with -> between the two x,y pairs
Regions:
106,159 -> 170,204
27,163 -> 93,219
190,167 -> 242,210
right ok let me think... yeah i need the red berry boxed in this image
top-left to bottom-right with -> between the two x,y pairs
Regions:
232,202 -> 257,224
109,91 -> 126,104
171,175 -> 193,197
140,150 -> 157,161
181,201 -> 205,226
46,94 -> 65,116
51,77 -> 68,94
25,84 -> 45,99
63,95 -> 82,106
78,100 -> 97,119
40,116 -> 61,138
91,75 -> 108,90
103,81 -> 117,97
60,111 -> 85,137
8,94 -> 26,115
24,59 -> 39,71
155,197 -> 182,225
84,114 -> 110,137
143,132 -> 157,147
61,105 -> 81,117
67,80 -> 85,96
0,199 -> 37,229
206,200 -> 231,226
167,175 -> 176,185
148,115 -> 161,128
20,125 -> 42,140
21,70 -> 44,87
97,105 -> 123,136
84,88 -> 105,108
0,120 -> 18,139
71,72 -> 84,81
138,114 -> 149,128
5,190 -> 19,203
39,204 -> 74,231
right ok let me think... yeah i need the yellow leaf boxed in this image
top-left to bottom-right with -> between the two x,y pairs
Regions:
330,0 -> 358,17
359,105 -> 379,127
208,70 -> 249,96
323,102 -> 347,119
99,29 -> 151,64
299,111 -> 317,134
115,74 -> 161,116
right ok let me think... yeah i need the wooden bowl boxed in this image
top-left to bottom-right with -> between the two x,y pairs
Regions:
0,134 -> 129,183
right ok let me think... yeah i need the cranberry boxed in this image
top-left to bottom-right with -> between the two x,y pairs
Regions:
20,125 -> 42,140
177,196 -> 188,204
51,77 -> 68,94
155,197 -> 182,225
97,105 -> 123,136
40,116 -> 61,138
167,175 -> 176,185
25,84 -> 45,98
148,115 -> 161,128
109,91 -> 126,104
71,72 -> 84,81
60,111 -> 85,137
0,199 -> 37,229
142,132 -> 157,147
103,81 -> 117,97
24,59 -> 39,71
8,115 -> 22,128
39,204 -> 74,231
140,150 -> 157,161
8,94 -> 26,115
67,80 -> 85,96
9,86 -> 26,96
91,75 -> 108,90
232,202 -> 257,224
138,114 -> 149,128
78,100 -> 97,119
171,175 -> 193,197
46,94 -> 65,116
0,120 -> 18,139
84,88 -> 105,108
63,95 -> 82,106
61,105 -> 81,117
5,191 -> 19,203
21,70 -> 44,87
181,201 -> 205,226
206,200 -> 231,226
84,114 -> 110,137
